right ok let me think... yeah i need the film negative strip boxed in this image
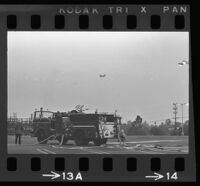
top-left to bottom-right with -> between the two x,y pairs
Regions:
0,3 -> 196,182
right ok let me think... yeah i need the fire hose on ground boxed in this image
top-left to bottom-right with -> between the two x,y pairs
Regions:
21,134 -> 60,146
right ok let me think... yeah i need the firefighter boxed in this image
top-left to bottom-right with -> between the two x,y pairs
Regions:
15,122 -> 24,144
118,128 -> 126,145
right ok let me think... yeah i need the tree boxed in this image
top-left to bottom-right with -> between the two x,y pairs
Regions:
140,121 -> 151,135
150,125 -> 159,135
132,115 -> 143,128
150,123 -> 170,135
169,122 -> 182,136
165,119 -> 172,126
136,115 -> 142,124
126,117 -> 151,135
158,124 -> 170,135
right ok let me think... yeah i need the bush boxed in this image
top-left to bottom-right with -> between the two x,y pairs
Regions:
122,118 -> 188,136
150,125 -> 170,135
125,121 -> 151,135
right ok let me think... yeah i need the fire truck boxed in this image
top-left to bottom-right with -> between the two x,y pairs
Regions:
31,108 -> 121,146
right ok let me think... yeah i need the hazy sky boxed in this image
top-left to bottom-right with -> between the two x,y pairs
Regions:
8,32 -> 189,123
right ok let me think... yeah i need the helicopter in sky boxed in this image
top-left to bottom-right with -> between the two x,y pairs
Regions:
99,74 -> 106,78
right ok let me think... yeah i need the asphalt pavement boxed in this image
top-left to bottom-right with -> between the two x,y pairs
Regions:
7,135 -> 188,154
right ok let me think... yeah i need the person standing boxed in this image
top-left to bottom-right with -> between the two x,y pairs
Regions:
118,128 -> 126,145
15,122 -> 24,144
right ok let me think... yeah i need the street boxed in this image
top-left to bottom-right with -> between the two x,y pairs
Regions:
7,135 -> 188,154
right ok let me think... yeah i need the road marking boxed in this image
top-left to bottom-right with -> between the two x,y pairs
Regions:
121,147 -> 163,154
82,146 -> 111,154
52,145 -> 91,150
76,147 -> 103,154
72,125 -> 95,128
37,148 -> 48,154
98,150 -> 110,154
138,149 -> 165,154
42,148 -> 56,154
51,144 -> 165,154
77,147 -> 105,154
108,139 -> 185,145
51,145 -> 110,151
51,145 -> 65,149
82,149 -> 102,154
142,147 -> 185,153
81,148 -> 110,154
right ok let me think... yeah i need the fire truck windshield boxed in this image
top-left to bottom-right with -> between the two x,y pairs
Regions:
35,111 -> 54,119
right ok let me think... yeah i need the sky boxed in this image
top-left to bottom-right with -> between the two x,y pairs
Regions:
8,32 -> 189,123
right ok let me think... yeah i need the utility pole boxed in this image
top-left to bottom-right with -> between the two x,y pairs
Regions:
181,103 -> 184,136
179,103 -> 188,136
173,103 -> 178,135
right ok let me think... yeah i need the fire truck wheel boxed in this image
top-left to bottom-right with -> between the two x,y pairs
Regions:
82,139 -> 89,146
74,131 -> 86,146
74,130 -> 89,146
37,130 -> 47,144
75,138 -> 89,146
93,139 -> 102,146
75,138 -> 82,146
101,138 -> 107,144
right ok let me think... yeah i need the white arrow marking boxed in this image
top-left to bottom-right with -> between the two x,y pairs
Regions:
42,171 -> 61,180
145,172 -> 164,181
